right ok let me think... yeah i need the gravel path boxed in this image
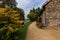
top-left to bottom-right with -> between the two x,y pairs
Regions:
26,22 -> 60,40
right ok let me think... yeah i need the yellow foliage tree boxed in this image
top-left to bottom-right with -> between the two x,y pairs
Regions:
0,7 -> 24,40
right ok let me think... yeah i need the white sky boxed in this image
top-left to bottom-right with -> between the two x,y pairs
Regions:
16,0 -> 47,19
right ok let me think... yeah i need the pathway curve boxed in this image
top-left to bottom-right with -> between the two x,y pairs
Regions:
26,22 -> 60,40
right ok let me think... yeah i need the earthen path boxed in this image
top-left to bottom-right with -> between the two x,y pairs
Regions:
26,22 -> 60,40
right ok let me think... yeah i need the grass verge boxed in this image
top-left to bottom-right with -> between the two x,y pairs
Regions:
19,22 -> 32,40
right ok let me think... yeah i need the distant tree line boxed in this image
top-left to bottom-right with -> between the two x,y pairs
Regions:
27,7 -> 43,22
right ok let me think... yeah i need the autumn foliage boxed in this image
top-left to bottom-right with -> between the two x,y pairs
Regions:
0,7 -> 24,40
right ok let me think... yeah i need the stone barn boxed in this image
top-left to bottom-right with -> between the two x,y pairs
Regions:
42,0 -> 60,27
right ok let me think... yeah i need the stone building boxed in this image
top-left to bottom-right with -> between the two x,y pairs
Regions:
42,0 -> 60,27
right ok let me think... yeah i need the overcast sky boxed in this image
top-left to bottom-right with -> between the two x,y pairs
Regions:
16,0 -> 47,19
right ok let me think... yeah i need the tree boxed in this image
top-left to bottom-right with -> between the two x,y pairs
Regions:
0,0 -> 17,8
27,9 -> 37,22
13,7 -> 24,20
36,7 -> 43,16
35,7 -> 43,20
27,7 -> 42,22
0,8 -> 24,40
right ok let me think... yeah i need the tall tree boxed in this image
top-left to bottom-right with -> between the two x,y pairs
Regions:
27,7 -> 42,22
35,7 -> 42,17
0,0 -> 17,8
27,10 -> 36,21
14,7 -> 24,20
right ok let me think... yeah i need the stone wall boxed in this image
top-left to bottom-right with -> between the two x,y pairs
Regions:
45,0 -> 60,27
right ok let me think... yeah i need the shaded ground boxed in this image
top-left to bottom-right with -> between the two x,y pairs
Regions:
26,22 -> 60,40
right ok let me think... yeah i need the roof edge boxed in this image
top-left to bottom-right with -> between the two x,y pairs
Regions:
41,0 -> 51,9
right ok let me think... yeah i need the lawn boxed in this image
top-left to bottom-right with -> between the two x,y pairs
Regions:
19,22 -> 32,40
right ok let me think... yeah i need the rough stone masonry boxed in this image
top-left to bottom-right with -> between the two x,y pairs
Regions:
43,0 -> 60,27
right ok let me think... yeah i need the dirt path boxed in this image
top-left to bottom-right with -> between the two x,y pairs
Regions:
26,22 -> 60,40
